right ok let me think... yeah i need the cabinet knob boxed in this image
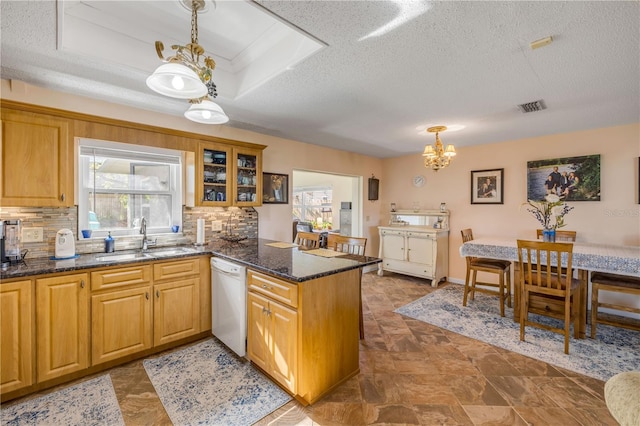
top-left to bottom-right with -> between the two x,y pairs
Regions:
146,292 -> 149,300
80,279 -> 85,288
60,193 -> 65,201
156,290 -> 160,298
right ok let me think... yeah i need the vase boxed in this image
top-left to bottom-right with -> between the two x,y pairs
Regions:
542,228 -> 556,242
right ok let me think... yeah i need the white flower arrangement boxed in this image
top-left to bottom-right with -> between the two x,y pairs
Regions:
522,194 -> 574,230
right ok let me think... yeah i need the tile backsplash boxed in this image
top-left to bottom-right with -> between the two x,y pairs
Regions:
0,206 -> 258,259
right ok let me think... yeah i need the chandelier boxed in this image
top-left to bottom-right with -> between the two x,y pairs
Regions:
146,0 -> 229,124
422,126 -> 456,171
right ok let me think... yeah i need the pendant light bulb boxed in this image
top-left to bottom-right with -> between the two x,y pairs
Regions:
171,75 -> 185,90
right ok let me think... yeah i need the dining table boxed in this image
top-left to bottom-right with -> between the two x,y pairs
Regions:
459,237 -> 640,338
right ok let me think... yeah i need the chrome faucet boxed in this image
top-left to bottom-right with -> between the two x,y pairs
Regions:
140,217 -> 156,251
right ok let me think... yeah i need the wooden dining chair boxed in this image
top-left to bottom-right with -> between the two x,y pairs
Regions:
294,231 -> 321,249
326,234 -> 367,255
326,234 -> 368,339
460,229 -> 511,317
536,229 -> 577,242
517,240 -> 579,354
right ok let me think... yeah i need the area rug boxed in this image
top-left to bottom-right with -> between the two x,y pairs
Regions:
395,285 -> 640,381
143,338 -> 291,426
0,375 -> 124,426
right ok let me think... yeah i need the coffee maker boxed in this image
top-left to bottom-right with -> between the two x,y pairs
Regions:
1,220 -> 22,269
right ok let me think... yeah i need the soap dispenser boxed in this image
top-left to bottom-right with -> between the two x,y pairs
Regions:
104,232 -> 115,253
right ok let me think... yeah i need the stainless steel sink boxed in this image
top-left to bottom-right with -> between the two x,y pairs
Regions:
95,253 -> 152,262
147,247 -> 199,257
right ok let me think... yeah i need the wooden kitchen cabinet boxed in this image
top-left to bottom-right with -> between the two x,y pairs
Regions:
1,280 -> 34,394
198,142 -> 232,206
90,265 -> 153,365
0,109 -> 73,207
197,142 -> 264,207
247,269 -> 359,404
232,146 -> 262,206
247,291 -> 298,393
153,259 -> 201,346
378,210 -> 449,286
36,273 -> 89,382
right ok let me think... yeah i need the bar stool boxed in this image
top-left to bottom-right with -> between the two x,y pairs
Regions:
590,272 -> 640,338
460,229 -> 511,317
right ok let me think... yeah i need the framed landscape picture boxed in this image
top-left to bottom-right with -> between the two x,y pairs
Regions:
471,168 -> 504,204
527,154 -> 600,201
263,172 -> 289,204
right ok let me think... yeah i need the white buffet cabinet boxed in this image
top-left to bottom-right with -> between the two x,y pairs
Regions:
378,210 -> 449,286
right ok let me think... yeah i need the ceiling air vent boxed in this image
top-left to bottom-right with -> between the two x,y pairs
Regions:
517,99 -> 546,113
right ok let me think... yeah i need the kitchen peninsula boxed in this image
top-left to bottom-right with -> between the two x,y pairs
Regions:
209,238 -> 381,405
1,238 -> 380,406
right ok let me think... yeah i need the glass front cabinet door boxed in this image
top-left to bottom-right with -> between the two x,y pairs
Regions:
199,143 -> 231,206
232,147 -> 262,206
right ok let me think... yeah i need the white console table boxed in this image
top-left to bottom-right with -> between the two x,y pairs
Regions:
377,210 -> 449,286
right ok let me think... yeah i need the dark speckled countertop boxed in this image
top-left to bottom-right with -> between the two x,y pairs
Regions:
208,238 -> 381,282
0,238 -> 381,283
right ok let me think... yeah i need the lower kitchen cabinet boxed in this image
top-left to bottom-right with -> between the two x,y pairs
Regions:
0,280 -> 34,394
247,268 -> 360,405
90,264 -> 153,365
92,286 -> 153,365
36,273 -> 89,383
153,258 -> 201,346
153,278 -> 200,346
247,291 -> 297,393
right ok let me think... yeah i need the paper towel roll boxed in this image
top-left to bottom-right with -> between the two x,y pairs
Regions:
196,218 -> 205,245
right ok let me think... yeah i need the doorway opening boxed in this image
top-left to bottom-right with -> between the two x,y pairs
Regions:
292,170 -> 362,237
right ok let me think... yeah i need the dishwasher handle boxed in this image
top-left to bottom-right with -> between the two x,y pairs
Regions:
212,265 -> 242,277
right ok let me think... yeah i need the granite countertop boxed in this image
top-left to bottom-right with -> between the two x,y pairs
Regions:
208,238 -> 381,282
0,238 -> 381,282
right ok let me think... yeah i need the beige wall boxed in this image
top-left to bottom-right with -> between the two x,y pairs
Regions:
382,123 -> 640,283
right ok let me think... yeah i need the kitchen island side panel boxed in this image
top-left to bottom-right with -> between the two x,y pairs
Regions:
298,268 -> 361,405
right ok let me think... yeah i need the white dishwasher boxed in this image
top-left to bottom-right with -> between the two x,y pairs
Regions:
211,257 -> 247,357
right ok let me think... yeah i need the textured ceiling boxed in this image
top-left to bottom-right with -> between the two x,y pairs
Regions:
1,0 -> 639,158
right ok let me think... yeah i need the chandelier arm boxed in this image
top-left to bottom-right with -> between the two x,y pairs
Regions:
154,41 -> 166,60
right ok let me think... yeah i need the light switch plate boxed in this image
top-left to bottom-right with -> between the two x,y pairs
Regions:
22,227 -> 44,242
211,220 -> 222,231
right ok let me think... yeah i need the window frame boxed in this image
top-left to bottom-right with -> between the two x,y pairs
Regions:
77,138 -> 183,239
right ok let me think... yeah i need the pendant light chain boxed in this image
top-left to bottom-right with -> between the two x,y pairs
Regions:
191,0 -> 199,45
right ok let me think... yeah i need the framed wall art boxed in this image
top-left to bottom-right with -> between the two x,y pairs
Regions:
471,168 -> 504,204
526,154 -> 600,201
263,172 -> 289,204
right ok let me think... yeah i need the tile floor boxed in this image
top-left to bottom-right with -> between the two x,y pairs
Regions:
4,272 -> 619,425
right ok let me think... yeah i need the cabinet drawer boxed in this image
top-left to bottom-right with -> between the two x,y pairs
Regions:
248,270 -> 298,308
383,259 -> 433,279
154,258 -> 200,281
91,265 -> 152,291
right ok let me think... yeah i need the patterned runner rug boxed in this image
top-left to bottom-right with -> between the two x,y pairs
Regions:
143,338 -> 291,426
0,375 -> 124,425
395,285 -> 640,381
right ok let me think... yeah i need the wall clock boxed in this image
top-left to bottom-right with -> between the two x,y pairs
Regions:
412,175 -> 426,187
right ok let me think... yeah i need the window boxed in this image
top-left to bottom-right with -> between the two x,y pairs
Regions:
78,139 -> 183,238
292,187 -> 333,229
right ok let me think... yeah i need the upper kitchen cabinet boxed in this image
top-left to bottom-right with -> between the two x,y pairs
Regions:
197,142 -> 263,207
198,142 -> 232,207
0,109 -> 73,207
232,147 -> 262,207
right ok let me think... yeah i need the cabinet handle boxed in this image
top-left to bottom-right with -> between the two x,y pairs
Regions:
146,292 -> 149,300
156,290 -> 160,298
80,279 -> 85,288
60,193 -> 65,201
